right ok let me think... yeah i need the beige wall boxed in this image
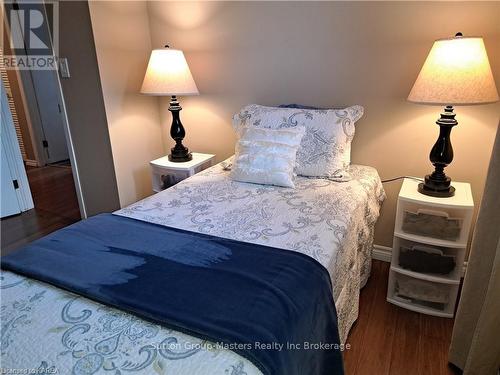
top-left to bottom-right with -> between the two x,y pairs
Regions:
89,1 -> 164,207
145,1 -> 500,247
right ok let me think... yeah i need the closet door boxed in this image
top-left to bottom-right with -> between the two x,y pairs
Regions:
0,142 -> 21,218
1,80 -> 33,217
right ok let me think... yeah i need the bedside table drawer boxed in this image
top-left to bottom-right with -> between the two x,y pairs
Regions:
392,237 -> 465,281
387,272 -> 459,317
395,200 -> 473,245
402,209 -> 461,241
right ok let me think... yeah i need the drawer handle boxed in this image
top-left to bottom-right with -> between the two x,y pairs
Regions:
415,208 -> 449,218
409,245 -> 444,256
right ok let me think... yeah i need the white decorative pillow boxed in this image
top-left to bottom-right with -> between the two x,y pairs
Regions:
232,104 -> 364,180
230,126 -> 305,188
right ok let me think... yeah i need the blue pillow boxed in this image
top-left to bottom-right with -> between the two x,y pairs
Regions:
278,104 -> 321,110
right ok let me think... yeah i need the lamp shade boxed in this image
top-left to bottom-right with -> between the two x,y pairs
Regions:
141,48 -> 199,96
408,36 -> 499,105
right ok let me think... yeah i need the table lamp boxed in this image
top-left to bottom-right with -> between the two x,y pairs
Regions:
141,46 -> 199,162
408,33 -> 498,197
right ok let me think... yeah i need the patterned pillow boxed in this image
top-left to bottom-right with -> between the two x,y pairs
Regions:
232,104 -> 364,180
230,126 -> 305,188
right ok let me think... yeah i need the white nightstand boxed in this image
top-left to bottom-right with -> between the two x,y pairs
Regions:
387,178 -> 474,318
150,152 -> 216,192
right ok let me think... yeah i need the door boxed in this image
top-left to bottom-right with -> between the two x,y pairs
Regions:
30,69 -> 69,163
0,144 -> 21,218
1,79 -> 34,216
1,82 -> 22,218
6,1 -> 69,164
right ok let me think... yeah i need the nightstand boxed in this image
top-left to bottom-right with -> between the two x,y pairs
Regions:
387,178 -> 474,318
150,152 -> 215,192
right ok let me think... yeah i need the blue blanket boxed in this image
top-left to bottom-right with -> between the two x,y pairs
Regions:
1,214 -> 343,375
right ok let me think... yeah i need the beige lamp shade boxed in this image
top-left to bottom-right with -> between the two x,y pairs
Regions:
141,48 -> 199,96
408,36 -> 499,105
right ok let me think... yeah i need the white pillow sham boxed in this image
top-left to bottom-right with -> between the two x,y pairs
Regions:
232,104 -> 364,180
230,126 -> 305,188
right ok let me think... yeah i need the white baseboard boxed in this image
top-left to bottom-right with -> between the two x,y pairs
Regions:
24,159 -> 39,167
372,244 -> 468,276
372,244 -> 392,262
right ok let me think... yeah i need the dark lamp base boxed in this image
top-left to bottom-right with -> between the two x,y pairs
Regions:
168,151 -> 192,162
419,105 -> 458,198
167,95 -> 192,163
418,182 -> 455,198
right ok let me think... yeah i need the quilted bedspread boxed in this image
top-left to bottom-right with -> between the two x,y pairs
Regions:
0,160 -> 384,375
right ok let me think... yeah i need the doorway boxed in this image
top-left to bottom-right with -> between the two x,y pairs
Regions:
1,3 -> 82,254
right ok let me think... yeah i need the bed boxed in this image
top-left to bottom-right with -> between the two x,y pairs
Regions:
1,159 -> 384,375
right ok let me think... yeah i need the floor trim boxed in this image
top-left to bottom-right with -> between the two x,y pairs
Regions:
372,244 -> 392,262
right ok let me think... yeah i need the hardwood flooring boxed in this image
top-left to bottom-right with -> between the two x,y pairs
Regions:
1,165 -> 81,255
26,165 -> 81,221
344,260 -> 460,375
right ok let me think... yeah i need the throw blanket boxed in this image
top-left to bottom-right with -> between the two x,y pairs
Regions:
1,214 -> 343,375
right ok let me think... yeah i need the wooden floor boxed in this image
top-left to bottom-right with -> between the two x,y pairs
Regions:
1,165 -> 81,255
344,260 -> 460,375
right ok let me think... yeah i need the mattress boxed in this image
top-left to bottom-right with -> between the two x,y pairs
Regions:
1,160 -> 384,375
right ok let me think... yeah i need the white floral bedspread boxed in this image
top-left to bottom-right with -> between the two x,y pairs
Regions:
1,160 -> 384,375
0,272 -> 258,375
